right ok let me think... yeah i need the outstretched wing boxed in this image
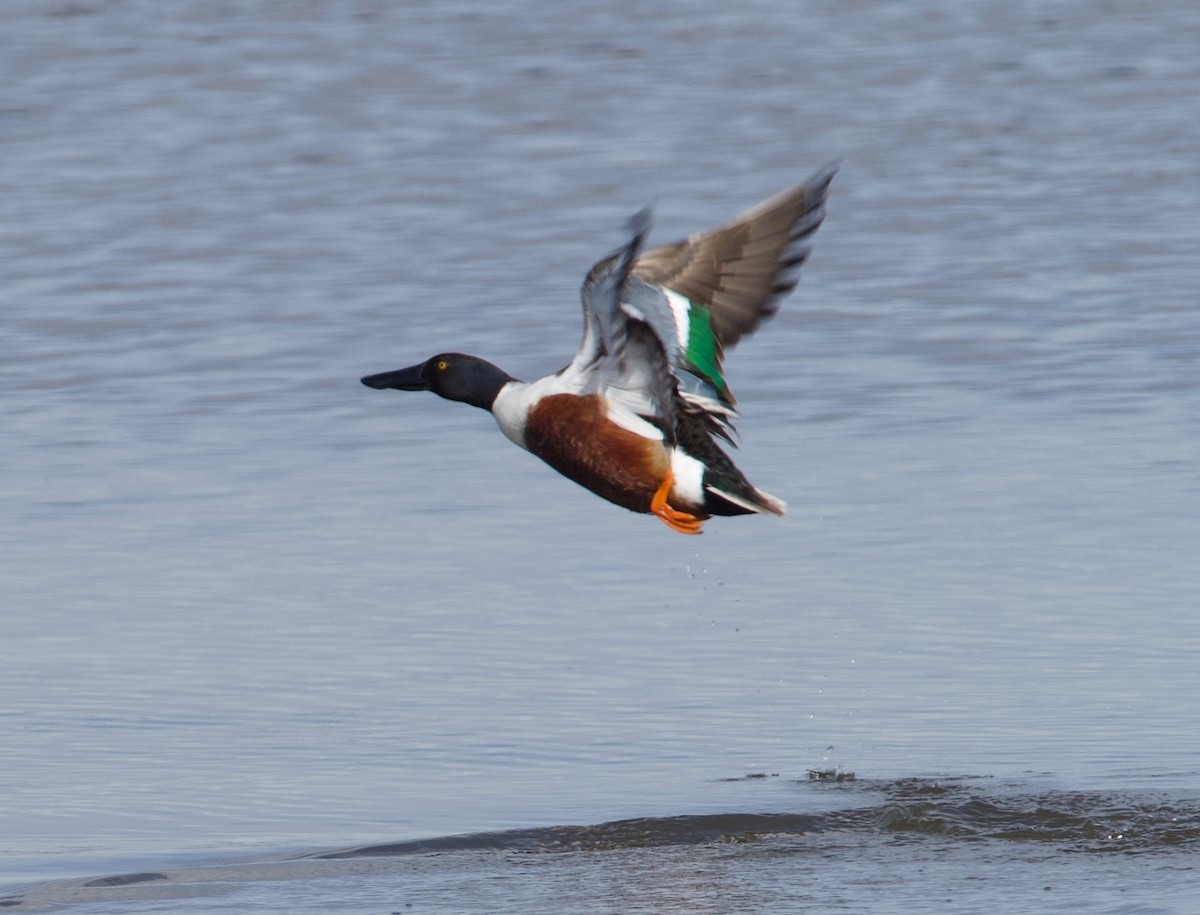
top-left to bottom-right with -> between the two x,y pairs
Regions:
574,163 -> 836,444
632,162 -> 837,408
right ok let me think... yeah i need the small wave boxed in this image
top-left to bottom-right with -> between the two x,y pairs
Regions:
866,778 -> 1200,852
5,778 -> 1198,910
314,776 -> 1200,859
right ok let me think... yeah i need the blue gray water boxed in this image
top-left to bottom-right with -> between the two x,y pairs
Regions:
2,0 -> 1198,911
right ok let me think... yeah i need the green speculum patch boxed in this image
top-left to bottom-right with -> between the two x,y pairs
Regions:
684,302 -> 729,397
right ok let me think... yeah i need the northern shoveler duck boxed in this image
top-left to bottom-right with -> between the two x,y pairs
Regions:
362,163 -> 836,534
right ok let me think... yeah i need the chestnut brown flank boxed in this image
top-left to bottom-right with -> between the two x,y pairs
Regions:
525,394 -> 669,514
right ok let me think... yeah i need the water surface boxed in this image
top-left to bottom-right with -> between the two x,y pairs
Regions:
2,0 -> 1198,911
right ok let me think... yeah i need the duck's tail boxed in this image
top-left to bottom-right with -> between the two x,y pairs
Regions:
705,482 -> 787,517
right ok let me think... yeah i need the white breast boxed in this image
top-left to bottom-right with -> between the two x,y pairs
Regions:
491,381 -> 534,450
491,374 -> 578,451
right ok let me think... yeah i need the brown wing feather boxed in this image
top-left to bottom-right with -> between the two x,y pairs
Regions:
631,163 -> 837,350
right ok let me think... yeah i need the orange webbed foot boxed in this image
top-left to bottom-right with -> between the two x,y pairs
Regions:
650,470 -> 705,535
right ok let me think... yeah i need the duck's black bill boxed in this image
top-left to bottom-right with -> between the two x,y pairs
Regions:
361,364 -> 427,391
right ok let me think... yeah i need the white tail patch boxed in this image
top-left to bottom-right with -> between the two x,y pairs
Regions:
670,450 -> 707,505
705,484 -> 787,516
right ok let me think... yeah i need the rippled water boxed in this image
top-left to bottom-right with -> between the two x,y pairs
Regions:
3,0 -> 1199,911
11,777 -> 1200,912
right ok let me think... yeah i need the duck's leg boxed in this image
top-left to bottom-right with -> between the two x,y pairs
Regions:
650,470 -> 705,535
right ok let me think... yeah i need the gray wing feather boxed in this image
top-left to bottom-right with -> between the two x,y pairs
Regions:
577,208 -> 679,440
632,162 -> 837,351
575,164 -> 836,443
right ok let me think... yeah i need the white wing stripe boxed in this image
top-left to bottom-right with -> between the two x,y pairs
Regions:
663,288 -> 692,352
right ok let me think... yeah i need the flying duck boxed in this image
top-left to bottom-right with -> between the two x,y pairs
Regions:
362,163 -> 836,534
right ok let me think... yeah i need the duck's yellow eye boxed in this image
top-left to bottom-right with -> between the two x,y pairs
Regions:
436,360 -> 448,371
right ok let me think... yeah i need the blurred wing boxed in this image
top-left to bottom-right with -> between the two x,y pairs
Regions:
632,162 -> 837,406
573,163 -> 836,444
576,208 -> 680,441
